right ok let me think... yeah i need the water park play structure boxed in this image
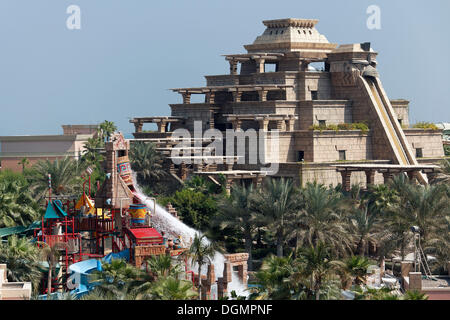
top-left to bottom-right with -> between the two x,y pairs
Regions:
0,131 -> 248,299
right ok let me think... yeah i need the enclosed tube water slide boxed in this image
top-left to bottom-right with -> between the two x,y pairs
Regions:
359,75 -> 428,184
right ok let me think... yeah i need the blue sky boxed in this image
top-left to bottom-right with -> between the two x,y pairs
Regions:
0,0 -> 449,136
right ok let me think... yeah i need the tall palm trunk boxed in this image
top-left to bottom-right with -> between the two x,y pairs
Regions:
47,262 -> 53,299
197,263 -> 202,300
276,230 -> 283,257
244,234 -> 253,271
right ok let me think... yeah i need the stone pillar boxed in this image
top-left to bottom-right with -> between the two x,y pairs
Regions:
201,277 -> 209,300
255,58 -> 265,74
407,171 -> 417,182
258,119 -> 269,131
223,262 -> 232,283
365,170 -> 376,188
340,171 -> 352,192
206,92 -> 215,104
382,171 -> 393,184
232,119 -> 242,130
408,272 -> 422,291
232,91 -> 243,102
180,162 -> 188,181
426,171 -> 437,182
207,264 -> 215,288
134,121 -> 143,133
157,121 -> 168,133
253,175 -> 263,189
286,118 -> 295,131
225,178 -> 233,195
182,92 -> 191,104
237,262 -> 248,286
258,89 -> 268,102
217,277 -> 228,299
229,60 -> 238,75
276,120 -> 285,131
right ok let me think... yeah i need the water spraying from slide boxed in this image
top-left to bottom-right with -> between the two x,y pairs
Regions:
132,181 -> 248,297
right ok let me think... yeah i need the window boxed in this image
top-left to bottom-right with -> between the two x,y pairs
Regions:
118,150 -> 126,157
415,148 -> 423,158
264,63 -> 278,73
318,120 -> 326,127
398,119 -> 402,125
338,150 -> 346,161
297,151 -> 305,162
311,91 -> 318,100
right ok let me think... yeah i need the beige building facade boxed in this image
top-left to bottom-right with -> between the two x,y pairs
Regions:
130,19 -> 445,188
0,125 -> 98,172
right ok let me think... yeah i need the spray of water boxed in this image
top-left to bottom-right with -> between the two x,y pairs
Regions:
132,182 -> 248,297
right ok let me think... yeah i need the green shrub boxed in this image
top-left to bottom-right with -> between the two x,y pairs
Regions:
412,122 -> 439,130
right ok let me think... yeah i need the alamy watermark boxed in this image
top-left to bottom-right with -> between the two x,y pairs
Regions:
170,121 -> 280,175
366,5 -> 381,30
66,5 -> 81,30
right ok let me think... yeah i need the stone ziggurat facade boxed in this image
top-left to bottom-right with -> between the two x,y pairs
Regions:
130,18 -> 444,189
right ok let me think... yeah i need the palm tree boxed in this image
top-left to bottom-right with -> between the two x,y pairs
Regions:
387,175 -> 449,254
215,184 -> 259,270
18,157 -> 30,173
294,182 -> 353,258
146,255 -> 182,278
339,255 -> 370,288
0,180 -> 41,228
129,141 -> 167,185
90,259 -> 148,295
250,255 -> 294,300
0,236 -> 42,292
297,243 -> 342,300
188,234 -> 216,299
38,241 -> 67,298
148,276 -> 198,300
98,120 -> 117,142
81,137 -> 105,165
251,178 -> 298,257
27,157 -> 84,200
429,159 -> 450,185
349,205 -> 382,256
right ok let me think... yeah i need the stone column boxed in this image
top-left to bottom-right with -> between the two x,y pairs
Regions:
134,121 -> 143,133
258,89 -> 268,102
225,178 -> 233,195
253,175 -> 263,189
229,60 -> 238,75
237,262 -> 248,286
255,58 -> 265,74
408,272 -> 422,291
180,162 -> 188,181
232,91 -> 243,102
382,171 -> 393,184
276,120 -> 285,131
340,171 -> 352,192
286,118 -> 295,131
407,171 -> 417,182
223,262 -> 233,283
258,119 -> 269,131
365,170 -> 376,188
425,171 -> 437,182
231,119 -> 242,130
206,92 -> 215,104
217,277 -> 228,299
157,121 -> 168,133
182,92 -> 191,104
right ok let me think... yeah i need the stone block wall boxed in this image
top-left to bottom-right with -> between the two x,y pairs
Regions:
312,131 -> 372,162
405,129 -> 445,158
391,99 -> 409,127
